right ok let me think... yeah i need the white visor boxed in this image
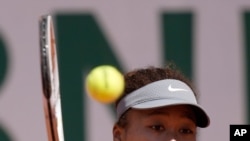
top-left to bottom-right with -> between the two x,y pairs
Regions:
116,79 -> 210,127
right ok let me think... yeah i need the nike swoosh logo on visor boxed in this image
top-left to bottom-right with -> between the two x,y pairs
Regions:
168,84 -> 188,92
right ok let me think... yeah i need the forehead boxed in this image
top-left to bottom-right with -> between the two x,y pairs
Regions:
129,105 -> 197,122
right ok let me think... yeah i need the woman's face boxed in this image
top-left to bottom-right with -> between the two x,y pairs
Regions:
113,105 -> 197,141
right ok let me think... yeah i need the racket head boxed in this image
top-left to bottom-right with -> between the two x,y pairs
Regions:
40,15 -> 59,100
40,15 -> 64,141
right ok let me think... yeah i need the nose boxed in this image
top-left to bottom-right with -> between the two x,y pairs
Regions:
164,131 -> 177,141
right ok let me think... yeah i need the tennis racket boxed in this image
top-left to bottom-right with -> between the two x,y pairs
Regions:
40,15 -> 64,141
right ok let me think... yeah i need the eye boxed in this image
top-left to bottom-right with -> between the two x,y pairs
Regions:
150,125 -> 165,132
179,128 -> 194,134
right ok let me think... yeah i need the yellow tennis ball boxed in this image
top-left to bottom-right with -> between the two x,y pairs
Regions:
85,65 -> 125,104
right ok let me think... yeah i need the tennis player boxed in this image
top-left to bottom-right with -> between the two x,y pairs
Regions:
113,64 -> 210,141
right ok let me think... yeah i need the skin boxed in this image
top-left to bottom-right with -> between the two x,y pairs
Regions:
113,105 -> 197,141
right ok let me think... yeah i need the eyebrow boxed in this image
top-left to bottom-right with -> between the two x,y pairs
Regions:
146,109 -> 197,123
147,110 -> 169,116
